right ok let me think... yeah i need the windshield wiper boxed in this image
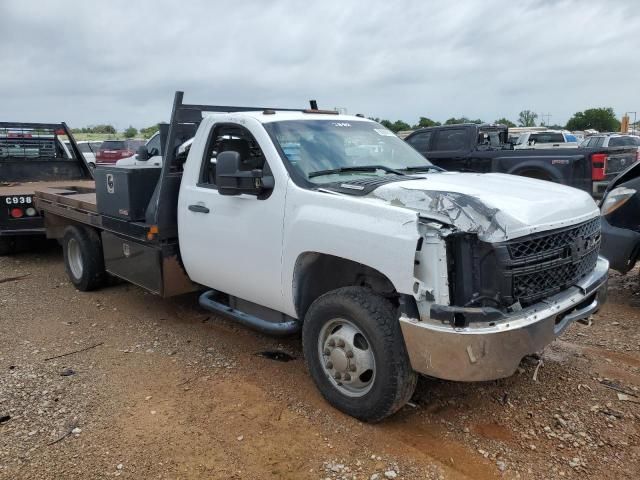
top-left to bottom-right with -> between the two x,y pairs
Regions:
308,165 -> 407,179
400,165 -> 444,173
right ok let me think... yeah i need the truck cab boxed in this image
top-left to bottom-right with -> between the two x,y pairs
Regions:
35,93 -> 609,422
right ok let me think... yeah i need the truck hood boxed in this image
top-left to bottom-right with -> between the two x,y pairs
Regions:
371,172 -> 599,242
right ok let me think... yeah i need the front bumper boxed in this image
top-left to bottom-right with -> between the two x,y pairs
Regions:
399,256 -> 609,382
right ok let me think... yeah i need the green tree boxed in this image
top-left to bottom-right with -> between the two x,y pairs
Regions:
91,124 -> 117,134
390,120 -> 411,132
444,117 -> 483,125
412,117 -> 440,129
375,119 -> 410,132
140,124 -> 160,139
123,126 -> 138,138
518,110 -> 538,127
494,117 -> 516,128
565,108 -> 620,132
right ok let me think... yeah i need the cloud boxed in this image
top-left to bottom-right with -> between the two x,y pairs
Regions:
0,0 -> 638,129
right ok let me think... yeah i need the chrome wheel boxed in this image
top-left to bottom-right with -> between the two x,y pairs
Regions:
318,318 -> 376,397
67,237 -> 84,279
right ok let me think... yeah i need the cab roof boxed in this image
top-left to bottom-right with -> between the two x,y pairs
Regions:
202,110 -> 373,124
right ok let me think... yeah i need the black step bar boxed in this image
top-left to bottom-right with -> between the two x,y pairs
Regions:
199,290 -> 301,336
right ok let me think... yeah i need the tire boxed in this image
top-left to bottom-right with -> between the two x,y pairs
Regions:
0,237 -> 16,256
302,287 -> 417,422
62,226 -> 106,291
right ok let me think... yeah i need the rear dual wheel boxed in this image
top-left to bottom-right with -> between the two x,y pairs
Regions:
303,287 -> 417,422
62,226 -> 106,291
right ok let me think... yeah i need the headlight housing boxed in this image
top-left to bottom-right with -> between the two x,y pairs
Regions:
601,187 -> 636,216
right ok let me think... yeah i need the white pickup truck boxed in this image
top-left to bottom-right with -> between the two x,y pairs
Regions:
35,92 -> 608,422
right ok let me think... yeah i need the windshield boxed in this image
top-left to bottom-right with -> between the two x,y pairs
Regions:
264,120 -> 433,184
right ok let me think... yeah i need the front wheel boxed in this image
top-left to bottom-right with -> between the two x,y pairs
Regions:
302,287 -> 417,422
62,226 -> 106,291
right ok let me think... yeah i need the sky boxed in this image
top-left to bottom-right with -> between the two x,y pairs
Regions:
1,0 -> 639,130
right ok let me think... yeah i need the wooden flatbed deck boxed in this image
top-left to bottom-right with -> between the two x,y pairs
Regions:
0,180 -> 95,197
34,184 -> 152,243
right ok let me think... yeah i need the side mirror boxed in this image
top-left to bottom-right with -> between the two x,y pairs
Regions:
136,145 -> 150,161
215,151 -> 273,196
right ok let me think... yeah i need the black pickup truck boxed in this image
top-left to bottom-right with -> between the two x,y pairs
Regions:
405,124 -> 638,197
0,122 -> 93,254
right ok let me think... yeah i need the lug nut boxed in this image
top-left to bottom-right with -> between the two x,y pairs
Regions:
323,348 -> 331,356
334,372 -> 342,380
350,364 -> 357,372
346,350 -> 354,358
326,361 -> 333,369
328,339 -> 335,347
337,339 -> 345,348
343,374 -> 351,381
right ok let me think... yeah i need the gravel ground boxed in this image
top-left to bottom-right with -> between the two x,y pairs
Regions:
0,244 -> 638,479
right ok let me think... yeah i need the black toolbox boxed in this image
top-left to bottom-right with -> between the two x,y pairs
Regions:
94,165 -> 161,221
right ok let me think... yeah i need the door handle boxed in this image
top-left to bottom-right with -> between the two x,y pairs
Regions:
188,204 -> 210,214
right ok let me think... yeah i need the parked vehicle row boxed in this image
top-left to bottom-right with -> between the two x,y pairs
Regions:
30,92 -> 608,422
405,123 -> 638,197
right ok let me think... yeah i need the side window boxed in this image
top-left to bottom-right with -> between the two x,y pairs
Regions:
406,132 -> 432,153
433,128 -> 466,151
593,137 -> 605,147
146,134 -> 162,155
199,124 -> 267,188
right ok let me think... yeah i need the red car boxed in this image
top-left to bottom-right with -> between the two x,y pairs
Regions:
96,140 -> 139,165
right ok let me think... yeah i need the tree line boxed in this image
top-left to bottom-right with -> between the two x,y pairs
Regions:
71,107 -> 624,139
371,107 -> 622,133
71,124 -> 159,139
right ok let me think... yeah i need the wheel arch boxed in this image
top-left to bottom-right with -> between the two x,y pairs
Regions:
292,251 -> 403,320
508,163 -> 561,182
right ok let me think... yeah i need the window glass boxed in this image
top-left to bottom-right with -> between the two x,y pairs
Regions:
100,140 -> 126,150
0,137 -> 57,158
264,120 -> 432,184
200,124 -> 266,187
529,133 -> 565,144
146,134 -> 162,155
609,136 -> 638,147
433,129 -> 467,151
406,131 -> 432,152
593,137 -> 605,147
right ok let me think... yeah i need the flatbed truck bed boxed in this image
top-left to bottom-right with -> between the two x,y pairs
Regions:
34,184 -> 195,297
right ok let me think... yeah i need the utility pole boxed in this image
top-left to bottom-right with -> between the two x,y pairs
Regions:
541,113 -> 552,127
626,112 -> 637,135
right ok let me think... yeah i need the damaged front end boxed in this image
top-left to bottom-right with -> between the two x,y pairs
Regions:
400,215 -> 609,382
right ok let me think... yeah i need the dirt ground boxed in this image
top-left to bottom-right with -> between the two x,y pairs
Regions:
1,244 -> 639,480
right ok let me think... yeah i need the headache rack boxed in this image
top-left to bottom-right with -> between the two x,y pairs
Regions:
0,122 -> 91,182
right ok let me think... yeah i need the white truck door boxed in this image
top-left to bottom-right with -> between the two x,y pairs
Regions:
178,119 -> 286,312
